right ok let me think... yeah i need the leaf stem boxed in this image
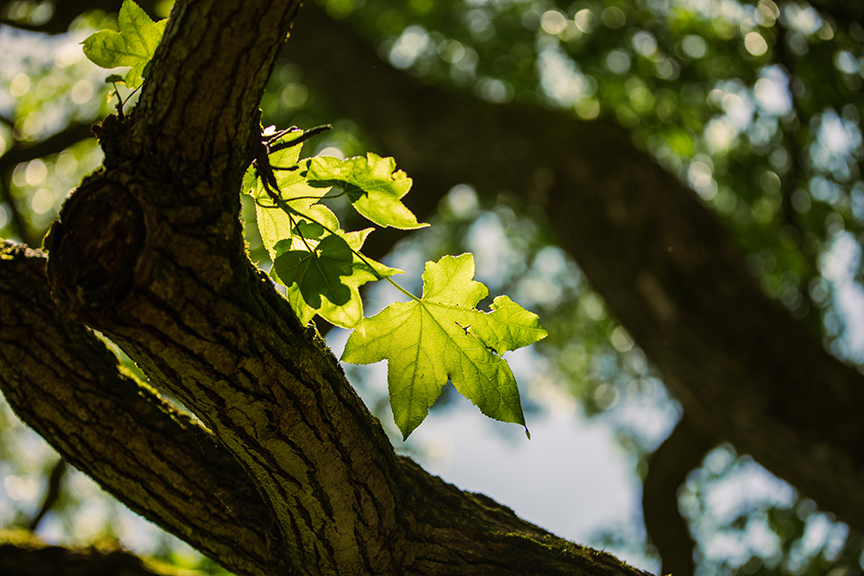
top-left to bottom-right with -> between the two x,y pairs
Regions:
384,276 -> 420,301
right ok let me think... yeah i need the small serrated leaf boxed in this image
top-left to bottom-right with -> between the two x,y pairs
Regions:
305,153 -> 428,230
82,0 -> 165,88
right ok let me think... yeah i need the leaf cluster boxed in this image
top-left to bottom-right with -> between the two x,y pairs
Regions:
244,127 -> 547,438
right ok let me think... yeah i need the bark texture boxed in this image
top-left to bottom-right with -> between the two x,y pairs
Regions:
0,1 -> 656,575
0,242 -> 285,576
286,2 -> 864,532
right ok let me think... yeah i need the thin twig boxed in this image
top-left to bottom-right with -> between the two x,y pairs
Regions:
28,458 -> 68,532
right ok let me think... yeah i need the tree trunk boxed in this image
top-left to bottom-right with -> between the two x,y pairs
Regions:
0,1 -> 654,574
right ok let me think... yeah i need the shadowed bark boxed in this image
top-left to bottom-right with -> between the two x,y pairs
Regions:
0,242 -> 285,576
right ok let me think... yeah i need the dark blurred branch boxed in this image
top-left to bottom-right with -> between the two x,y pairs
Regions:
287,2 -> 864,533
0,123 -> 94,169
27,458 -> 67,532
0,242 -> 284,576
0,533 -> 194,576
772,14 -> 821,334
773,23 -> 807,234
642,417 -> 715,576
802,0 -> 864,28
0,0 -> 161,34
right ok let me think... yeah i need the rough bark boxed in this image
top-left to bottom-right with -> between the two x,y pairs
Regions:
286,2 -> 864,533
0,1 -> 655,575
0,242 -> 285,576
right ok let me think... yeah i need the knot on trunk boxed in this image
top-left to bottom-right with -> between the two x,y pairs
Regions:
45,175 -> 145,321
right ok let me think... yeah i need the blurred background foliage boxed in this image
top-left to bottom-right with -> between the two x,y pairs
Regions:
1,0 -> 863,575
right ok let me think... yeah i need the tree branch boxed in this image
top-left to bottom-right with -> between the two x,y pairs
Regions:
0,122 -> 96,245
27,458 -> 67,532
642,417 -> 716,576
0,241 -> 286,576
803,0 -> 864,28
0,123 -> 95,170
0,170 -> 38,246
0,531 -> 195,576
126,0 -> 301,187
286,3 -> 864,533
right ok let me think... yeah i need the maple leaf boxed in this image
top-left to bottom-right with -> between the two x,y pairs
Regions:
272,228 -> 402,329
342,254 -> 547,439
82,0 -> 166,89
305,153 -> 428,230
243,131 -> 340,264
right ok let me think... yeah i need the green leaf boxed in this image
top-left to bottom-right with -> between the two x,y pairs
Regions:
293,221 -> 325,240
243,129 -> 405,328
276,229 -> 402,328
305,153 -> 429,230
342,254 -> 547,439
243,132 -> 339,263
82,0 -> 166,89
272,234 -> 353,309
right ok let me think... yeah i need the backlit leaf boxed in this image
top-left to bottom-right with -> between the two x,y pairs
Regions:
82,0 -> 166,89
341,254 -> 547,439
243,131 -> 339,263
272,234 -> 353,310
305,153 -> 428,230
272,228 -> 402,329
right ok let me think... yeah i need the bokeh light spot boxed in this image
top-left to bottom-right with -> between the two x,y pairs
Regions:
9,73 -> 30,98
540,10 -> 567,35
445,184 -> 478,219
31,188 -> 55,215
682,35 -> 706,59
573,9 -> 596,34
601,6 -> 626,30
437,39 -> 465,64
744,32 -> 768,56
24,159 -> 47,186
574,97 -> 600,119
605,50 -> 631,74
71,80 -> 94,104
